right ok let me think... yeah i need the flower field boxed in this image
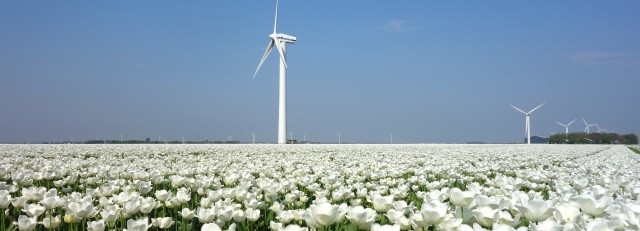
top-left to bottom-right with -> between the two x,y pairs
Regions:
1,144 -> 639,231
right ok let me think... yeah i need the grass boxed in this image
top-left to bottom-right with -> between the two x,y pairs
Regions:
628,146 -> 640,154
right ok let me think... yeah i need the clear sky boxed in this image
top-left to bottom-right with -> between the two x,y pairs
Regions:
1,1 -> 639,144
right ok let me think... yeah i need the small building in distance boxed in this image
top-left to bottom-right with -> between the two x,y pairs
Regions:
525,136 -> 549,144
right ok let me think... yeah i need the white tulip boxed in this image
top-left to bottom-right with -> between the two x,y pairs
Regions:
530,220 -> 563,231
346,206 -> 377,229
151,217 -> 174,229
0,190 -> 11,208
553,203 -> 580,223
283,224 -> 308,231
22,203 -> 45,217
473,206 -> 498,228
180,207 -> 196,220
87,220 -> 105,231
450,188 -> 475,207
197,207 -> 216,223
303,201 -> 339,228
573,195 -> 609,217
246,208 -> 261,222
16,215 -> 38,231
202,223 -> 222,231
371,223 -> 401,231
125,217 -> 149,231
517,199 -> 554,223
41,215 -> 61,229
372,193 -> 395,212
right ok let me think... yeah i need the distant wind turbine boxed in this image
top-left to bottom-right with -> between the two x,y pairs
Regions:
511,103 -> 545,144
253,0 -> 297,144
582,118 -> 597,133
595,124 -> 607,133
556,119 -> 576,136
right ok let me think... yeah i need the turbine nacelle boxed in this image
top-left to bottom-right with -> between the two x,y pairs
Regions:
270,33 -> 297,43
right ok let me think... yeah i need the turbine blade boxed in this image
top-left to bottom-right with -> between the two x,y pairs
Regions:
583,118 -> 588,125
273,37 -> 288,68
567,119 -> 576,126
253,40 -> 275,79
273,0 -> 278,33
556,122 -> 566,126
528,103 -> 545,114
511,105 -> 527,114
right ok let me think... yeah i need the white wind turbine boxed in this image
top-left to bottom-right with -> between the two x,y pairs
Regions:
511,103 -> 545,144
582,118 -> 597,133
253,0 -> 297,144
556,119 -> 576,136
594,124 -> 608,133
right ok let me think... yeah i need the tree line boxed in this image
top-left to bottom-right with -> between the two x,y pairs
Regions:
84,138 -> 240,144
548,132 -> 638,144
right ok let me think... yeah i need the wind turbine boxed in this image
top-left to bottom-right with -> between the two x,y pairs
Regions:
594,124 -> 607,133
556,119 -> 576,136
511,103 -> 545,144
582,118 -> 597,133
253,0 -> 297,144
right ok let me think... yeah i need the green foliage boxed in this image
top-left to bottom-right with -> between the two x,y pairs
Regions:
629,146 -> 640,154
548,132 -> 638,144
83,139 -> 241,144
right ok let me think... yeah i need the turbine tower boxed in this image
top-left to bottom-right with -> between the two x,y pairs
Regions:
556,119 -> 576,136
253,0 -> 297,144
511,103 -> 545,144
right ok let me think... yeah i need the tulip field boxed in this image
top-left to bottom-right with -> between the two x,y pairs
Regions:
1,144 -> 640,231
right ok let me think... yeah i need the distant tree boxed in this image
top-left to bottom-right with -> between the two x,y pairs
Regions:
623,134 -> 639,144
549,132 -> 637,144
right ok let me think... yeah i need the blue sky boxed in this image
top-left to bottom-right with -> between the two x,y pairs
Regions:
1,1 -> 639,143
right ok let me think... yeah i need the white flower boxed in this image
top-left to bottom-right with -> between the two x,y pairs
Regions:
553,203 -> 580,223
180,207 -> 196,220
11,196 -> 28,208
217,205 -> 234,222
530,220 -> 563,231
16,215 -> 38,231
450,188 -> 475,207
473,206 -> 498,228
517,199 -> 554,223
303,201 -> 340,228
87,220 -> 105,231
197,207 -> 216,223
124,217 -> 149,231
346,206 -> 377,229
22,203 -> 45,217
419,200 -> 448,226
573,195 -> 609,217
283,224 -> 308,231
40,195 -> 60,209
372,193 -> 395,212
151,217 -> 174,229
0,190 -> 11,208
176,188 -> 191,203
68,199 -> 96,219
41,215 -> 61,229
155,190 -> 171,202
371,223 -> 401,231
277,210 -> 296,224
246,208 -> 261,222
